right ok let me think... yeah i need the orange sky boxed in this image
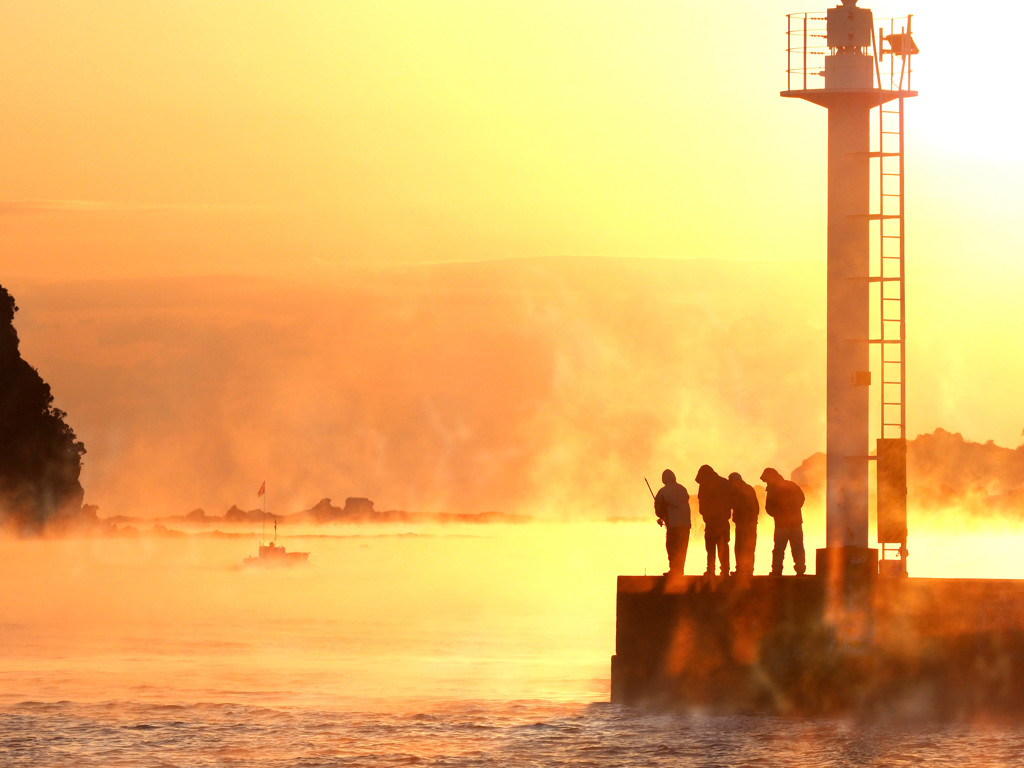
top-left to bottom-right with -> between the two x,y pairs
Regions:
2,1 -> 1023,518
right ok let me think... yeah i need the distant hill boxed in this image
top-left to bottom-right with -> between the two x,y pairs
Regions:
791,429 -> 1024,514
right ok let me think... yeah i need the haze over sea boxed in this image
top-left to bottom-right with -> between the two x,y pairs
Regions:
4,518 -> 1024,767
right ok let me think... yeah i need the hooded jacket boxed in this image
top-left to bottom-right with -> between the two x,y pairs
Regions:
695,464 -> 733,536
655,480 -> 691,529
729,474 -> 759,526
761,468 -> 805,527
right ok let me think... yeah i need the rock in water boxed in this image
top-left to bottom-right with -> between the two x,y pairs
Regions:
0,284 -> 86,533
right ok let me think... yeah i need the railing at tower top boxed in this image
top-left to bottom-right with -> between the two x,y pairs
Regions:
785,13 -> 828,91
785,13 -> 915,92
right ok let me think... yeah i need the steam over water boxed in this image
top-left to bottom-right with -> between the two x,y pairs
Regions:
4,520 -> 1024,766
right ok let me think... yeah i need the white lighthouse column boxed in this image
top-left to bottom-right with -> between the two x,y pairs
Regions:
783,0 -> 881,567
825,97 -> 871,549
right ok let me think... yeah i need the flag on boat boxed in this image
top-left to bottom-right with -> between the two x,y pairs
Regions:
257,481 -> 265,497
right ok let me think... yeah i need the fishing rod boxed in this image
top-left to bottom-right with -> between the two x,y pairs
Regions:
645,477 -> 665,526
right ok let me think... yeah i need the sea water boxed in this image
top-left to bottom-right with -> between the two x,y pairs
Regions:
9,700 -> 1024,767
3,521 -> 1024,766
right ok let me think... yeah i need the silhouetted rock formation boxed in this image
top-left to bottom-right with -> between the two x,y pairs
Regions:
185,508 -> 210,524
294,497 -> 386,523
794,429 -> 1024,514
791,452 -> 825,503
99,497 -> 533,530
305,497 -> 345,523
342,497 -> 375,518
222,505 -> 266,524
0,285 -> 86,533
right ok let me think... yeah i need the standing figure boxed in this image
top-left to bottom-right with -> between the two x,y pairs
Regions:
761,467 -> 806,576
695,464 -> 732,576
654,469 -> 691,574
729,472 -> 759,576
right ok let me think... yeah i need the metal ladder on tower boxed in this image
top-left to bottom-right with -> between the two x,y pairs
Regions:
876,97 -> 905,441
871,95 -> 908,568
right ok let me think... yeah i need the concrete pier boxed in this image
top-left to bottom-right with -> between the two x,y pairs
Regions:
611,573 -> 1024,717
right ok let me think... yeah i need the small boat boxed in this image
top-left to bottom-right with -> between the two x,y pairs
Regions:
243,540 -> 310,565
244,514 -> 309,566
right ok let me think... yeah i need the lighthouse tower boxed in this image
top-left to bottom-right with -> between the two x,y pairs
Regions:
783,1 -> 917,574
612,8 -> 1024,714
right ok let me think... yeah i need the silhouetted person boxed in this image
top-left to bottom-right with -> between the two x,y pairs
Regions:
695,464 -> 731,576
761,467 -> 806,575
654,469 -> 691,574
729,472 -> 759,575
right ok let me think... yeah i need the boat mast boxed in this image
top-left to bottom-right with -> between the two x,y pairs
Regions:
259,480 -> 267,545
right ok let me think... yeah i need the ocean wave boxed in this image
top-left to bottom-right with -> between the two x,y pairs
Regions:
4,700 -> 1024,768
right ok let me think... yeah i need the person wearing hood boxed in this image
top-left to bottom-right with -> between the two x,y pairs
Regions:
695,464 -> 732,576
761,467 -> 806,576
654,469 -> 692,574
729,472 -> 759,576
